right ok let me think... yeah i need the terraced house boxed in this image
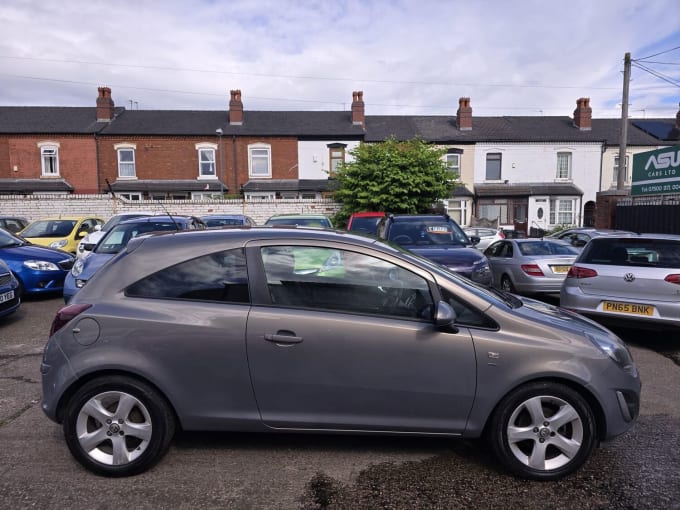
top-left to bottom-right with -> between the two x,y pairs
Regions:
1,87 -> 678,232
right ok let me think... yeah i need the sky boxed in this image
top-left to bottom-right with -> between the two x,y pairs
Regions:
1,0 -> 679,119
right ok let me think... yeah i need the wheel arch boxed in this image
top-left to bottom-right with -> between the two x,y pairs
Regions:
481,376 -> 607,441
55,369 -> 180,430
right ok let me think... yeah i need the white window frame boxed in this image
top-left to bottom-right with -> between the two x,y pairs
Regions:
549,198 -> 576,225
37,141 -> 60,176
114,143 -> 137,179
248,143 -> 272,178
119,192 -> 143,201
195,143 -> 218,179
445,153 -> 461,179
191,191 -> 222,200
445,198 -> 468,225
556,152 -> 572,180
613,155 -> 629,184
485,152 -> 502,181
245,192 -> 276,201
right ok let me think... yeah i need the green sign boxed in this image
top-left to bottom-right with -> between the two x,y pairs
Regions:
631,145 -> 680,196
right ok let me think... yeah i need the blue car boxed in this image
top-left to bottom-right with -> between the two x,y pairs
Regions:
0,228 -> 74,296
0,258 -> 21,317
64,215 -> 207,302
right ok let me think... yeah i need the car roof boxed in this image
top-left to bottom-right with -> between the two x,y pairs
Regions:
389,214 -> 449,222
267,214 -> 329,219
27,216 -> 99,221
117,215 -> 195,225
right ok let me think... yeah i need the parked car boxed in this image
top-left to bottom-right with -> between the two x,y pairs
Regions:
548,228 -> 634,250
560,234 -> 680,329
0,227 -> 74,296
347,212 -> 386,235
201,214 -> 257,228
0,258 -> 21,318
76,212 -> 153,260
0,216 -> 29,234
463,227 -> 505,251
20,216 -> 104,254
42,227 -> 640,480
484,239 -> 579,295
378,214 -> 491,286
264,214 -> 333,228
64,215 -> 207,302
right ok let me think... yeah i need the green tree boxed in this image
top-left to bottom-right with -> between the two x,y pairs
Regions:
333,137 -> 457,225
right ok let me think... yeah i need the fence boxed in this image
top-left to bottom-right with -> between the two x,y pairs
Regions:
616,196 -> 680,234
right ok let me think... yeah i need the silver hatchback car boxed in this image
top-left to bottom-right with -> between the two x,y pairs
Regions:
561,233 -> 680,329
41,228 -> 640,480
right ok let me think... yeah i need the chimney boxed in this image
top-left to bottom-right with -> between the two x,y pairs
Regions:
456,97 -> 472,131
96,87 -> 115,122
229,89 -> 243,125
573,97 -> 592,131
351,91 -> 365,128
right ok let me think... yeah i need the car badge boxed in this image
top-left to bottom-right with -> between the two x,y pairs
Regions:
623,273 -> 635,282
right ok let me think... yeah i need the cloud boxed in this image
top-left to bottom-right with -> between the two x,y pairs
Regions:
0,0 -> 678,118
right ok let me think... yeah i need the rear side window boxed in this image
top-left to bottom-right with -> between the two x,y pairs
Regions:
126,248 -> 249,303
581,239 -> 680,268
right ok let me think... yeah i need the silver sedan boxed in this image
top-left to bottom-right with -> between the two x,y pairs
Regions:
484,239 -> 579,295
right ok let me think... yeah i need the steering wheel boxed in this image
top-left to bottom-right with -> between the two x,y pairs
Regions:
392,235 -> 413,245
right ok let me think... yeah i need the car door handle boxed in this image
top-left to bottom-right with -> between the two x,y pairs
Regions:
264,332 -> 303,344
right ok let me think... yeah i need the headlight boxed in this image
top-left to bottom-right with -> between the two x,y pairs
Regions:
71,259 -> 85,277
586,332 -> 637,377
23,260 -> 60,271
49,239 -> 68,249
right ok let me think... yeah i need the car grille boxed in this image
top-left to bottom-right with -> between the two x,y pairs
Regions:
58,258 -> 75,271
0,273 -> 12,285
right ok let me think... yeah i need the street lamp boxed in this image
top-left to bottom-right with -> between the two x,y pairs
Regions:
215,128 -> 224,197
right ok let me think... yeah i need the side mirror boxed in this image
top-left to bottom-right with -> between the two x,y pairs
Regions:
434,301 -> 458,332
76,231 -> 88,239
469,235 -> 481,246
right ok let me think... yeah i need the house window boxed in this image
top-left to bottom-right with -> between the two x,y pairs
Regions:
195,144 -> 217,178
40,145 -> 59,176
115,144 -> 137,178
556,152 -> 572,180
119,192 -> 142,201
445,153 -> 461,179
446,199 -> 468,225
248,144 -> 271,178
485,153 -> 502,180
192,191 -> 222,200
613,155 -> 629,184
549,198 -> 576,225
327,143 -> 347,176
245,192 -> 276,200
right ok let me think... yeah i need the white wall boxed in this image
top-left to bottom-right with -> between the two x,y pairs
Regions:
297,141 -> 359,179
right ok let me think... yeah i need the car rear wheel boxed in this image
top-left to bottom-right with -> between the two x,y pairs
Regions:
500,275 -> 515,293
63,375 -> 175,477
488,381 -> 596,480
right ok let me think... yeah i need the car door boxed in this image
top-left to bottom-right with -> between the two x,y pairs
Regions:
245,241 -> 477,434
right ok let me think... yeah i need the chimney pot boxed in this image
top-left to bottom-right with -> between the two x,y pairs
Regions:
573,97 -> 592,131
351,90 -> 365,128
96,86 -> 115,122
229,89 -> 243,125
456,97 -> 472,131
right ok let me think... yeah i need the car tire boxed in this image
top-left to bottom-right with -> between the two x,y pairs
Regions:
488,381 -> 596,480
500,275 -> 515,293
63,375 -> 175,477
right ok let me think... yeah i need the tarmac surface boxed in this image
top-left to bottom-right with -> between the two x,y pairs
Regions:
1,296 -> 678,509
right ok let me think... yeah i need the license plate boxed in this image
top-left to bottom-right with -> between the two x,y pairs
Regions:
550,265 -> 571,274
0,290 -> 14,303
602,301 -> 655,316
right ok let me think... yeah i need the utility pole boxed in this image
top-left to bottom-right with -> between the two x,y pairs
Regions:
617,52 -> 631,191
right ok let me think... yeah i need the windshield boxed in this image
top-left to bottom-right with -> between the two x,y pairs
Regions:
95,222 -> 182,254
267,217 -> 331,228
388,220 -> 470,247
349,216 -> 383,234
204,217 -> 245,227
21,220 -> 76,238
518,241 -> 578,256
0,228 -> 23,248
102,214 -> 150,231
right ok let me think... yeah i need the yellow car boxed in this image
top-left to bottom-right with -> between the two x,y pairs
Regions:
19,216 -> 104,254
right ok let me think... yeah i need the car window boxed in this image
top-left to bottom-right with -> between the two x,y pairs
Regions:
389,220 -> 468,246
518,241 -> 577,256
96,222 -> 183,254
22,220 -> 76,237
261,245 -> 434,320
438,286 -> 496,329
126,248 -> 249,303
581,239 -> 680,268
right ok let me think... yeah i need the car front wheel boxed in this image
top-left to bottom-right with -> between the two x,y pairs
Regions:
63,375 -> 175,477
488,381 -> 596,480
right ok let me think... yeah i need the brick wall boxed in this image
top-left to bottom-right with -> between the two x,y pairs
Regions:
0,194 -> 342,225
